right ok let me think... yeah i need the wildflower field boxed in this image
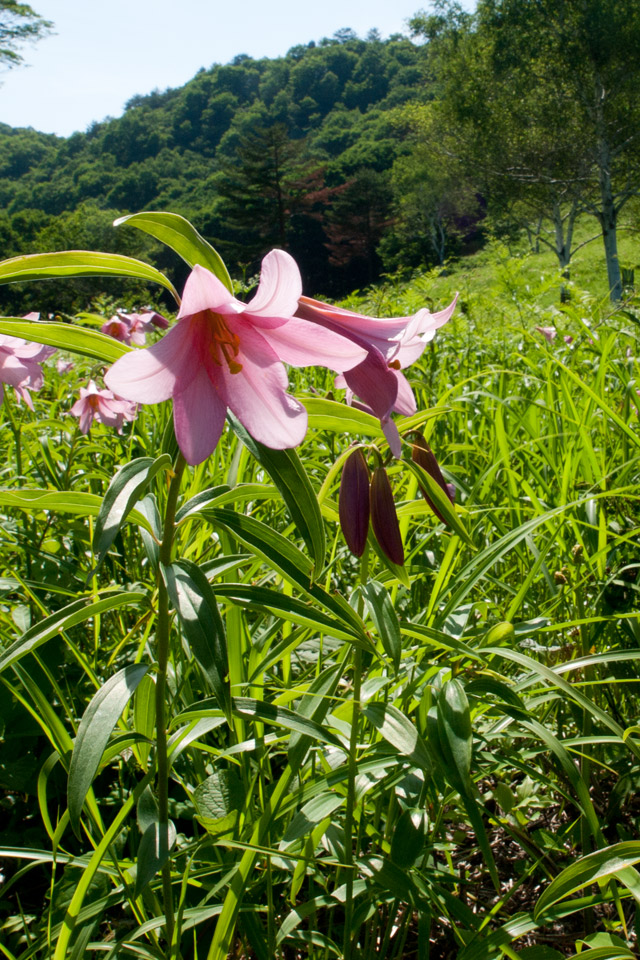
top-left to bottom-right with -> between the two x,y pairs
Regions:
0,217 -> 640,960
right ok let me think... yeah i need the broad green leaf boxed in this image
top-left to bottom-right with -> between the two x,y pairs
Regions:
0,319 -> 130,363
229,414 -> 325,576
133,674 -> 156,769
404,458 -> 474,546
162,560 -> 230,718
176,483 -> 278,523
93,455 -> 172,567
115,211 -> 233,291
214,582 -> 367,644
68,663 -> 148,833
134,821 -> 177,898
232,696 -> 344,748
362,581 -> 402,672
0,250 -> 179,301
535,842 -> 640,918
0,488 -> 153,533
206,508 -> 366,639
303,397 -> 384,438
390,808 -> 429,868
281,792 -> 344,846
0,591 -> 146,674
194,769 -> 244,838
437,679 -> 472,787
363,701 -> 431,769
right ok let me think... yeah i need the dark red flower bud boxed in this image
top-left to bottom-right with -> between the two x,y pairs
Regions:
339,448 -> 370,557
411,435 -> 454,523
370,466 -> 404,566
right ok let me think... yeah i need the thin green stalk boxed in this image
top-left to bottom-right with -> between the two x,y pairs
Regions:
155,452 -> 186,947
343,545 -> 369,960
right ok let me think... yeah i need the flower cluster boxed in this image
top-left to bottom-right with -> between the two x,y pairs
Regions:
101,309 -> 168,346
106,250 -> 455,465
70,381 -> 137,434
0,331 -> 55,409
5,249 -> 454,461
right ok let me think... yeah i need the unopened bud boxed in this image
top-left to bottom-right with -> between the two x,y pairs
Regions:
339,448 -> 370,557
411,435 -> 454,523
370,466 -> 404,566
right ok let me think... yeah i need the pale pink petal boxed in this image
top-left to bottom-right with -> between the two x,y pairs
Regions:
381,418 -> 402,458
392,370 -> 417,416
412,296 -> 458,336
178,265 -> 236,319
0,354 -> 38,388
260,316 -> 368,372
343,352 -> 399,421
394,333 -> 428,368
245,250 -> 302,325
105,320 -> 196,404
173,366 -> 227,465
216,321 -> 307,449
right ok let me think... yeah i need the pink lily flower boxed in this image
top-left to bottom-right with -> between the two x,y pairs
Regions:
0,334 -> 55,410
101,316 -> 133,343
104,250 -> 368,465
70,381 -> 137,434
295,295 -> 457,455
536,326 -> 557,342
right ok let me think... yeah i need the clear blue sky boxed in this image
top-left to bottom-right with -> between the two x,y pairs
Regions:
0,0 -> 474,137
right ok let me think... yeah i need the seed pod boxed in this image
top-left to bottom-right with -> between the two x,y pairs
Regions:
411,435 -> 454,523
339,447 -> 370,557
370,466 -> 404,566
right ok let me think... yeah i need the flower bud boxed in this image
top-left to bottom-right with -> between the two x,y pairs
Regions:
370,466 -> 404,566
411,435 -> 454,523
339,448 -> 370,557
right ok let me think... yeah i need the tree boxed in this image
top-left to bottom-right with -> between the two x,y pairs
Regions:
412,0 -> 640,300
0,1 -> 52,70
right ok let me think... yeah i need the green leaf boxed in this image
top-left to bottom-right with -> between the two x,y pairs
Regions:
390,807 -> 429,868
68,663 -> 148,834
162,560 -> 230,719
0,591 -> 146,674
404,458 -> 474,547
229,414 -> 325,577
303,397 -> 384,438
0,488 -> 153,533
133,674 -> 156,769
214,582 -> 367,644
363,701 -> 431,769
0,250 -> 179,302
0,319 -> 131,363
362,581 -> 402,672
93,455 -> 172,568
194,769 -> 244,838
115,211 -> 233,292
437,679 -> 472,787
535,842 -> 640,918
134,821 -> 177,898
232,697 -> 344,748
206,508 -> 366,640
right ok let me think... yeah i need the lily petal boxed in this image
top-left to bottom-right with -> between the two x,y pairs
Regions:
246,250 -> 302,325
105,319 -> 196,403
342,351 -> 398,421
179,264 -> 236,318
261,316 -> 368,372
173,365 -> 227,465
216,321 -> 307,449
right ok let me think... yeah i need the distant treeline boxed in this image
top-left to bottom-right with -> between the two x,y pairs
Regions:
0,27 -> 485,313
2,0 -> 639,313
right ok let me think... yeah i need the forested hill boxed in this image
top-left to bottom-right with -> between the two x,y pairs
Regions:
0,29 -> 450,311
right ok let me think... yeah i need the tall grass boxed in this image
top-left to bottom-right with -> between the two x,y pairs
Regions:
0,242 -> 639,960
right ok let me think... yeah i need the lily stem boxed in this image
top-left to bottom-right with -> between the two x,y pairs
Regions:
343,545 -> 369,960
155,452 -> 186,948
